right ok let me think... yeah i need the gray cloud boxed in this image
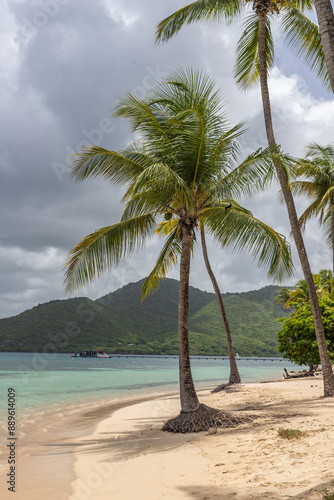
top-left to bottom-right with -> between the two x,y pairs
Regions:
0,0 -> 333,318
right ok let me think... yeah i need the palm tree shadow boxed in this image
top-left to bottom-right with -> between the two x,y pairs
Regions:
176,479 -> 334,499
64,394 -> 321,462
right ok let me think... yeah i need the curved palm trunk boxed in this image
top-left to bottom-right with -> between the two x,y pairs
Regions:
332,204 -> 334,274
258,12 -> 334,396
178,223 -> 200,412
313,0 -> 334,91
200,227 -> 241,384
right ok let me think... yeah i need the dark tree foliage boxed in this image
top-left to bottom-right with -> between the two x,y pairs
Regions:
277,297 -> 334,367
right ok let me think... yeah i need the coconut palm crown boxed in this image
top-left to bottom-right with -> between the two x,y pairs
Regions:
64,69 -> 293,296
291,143 -> 334,271
155,0 -> 330,91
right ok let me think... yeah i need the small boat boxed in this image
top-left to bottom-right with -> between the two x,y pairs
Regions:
236,353 -> 240,359
96,352 -> 109,358
71,350 -> 110,358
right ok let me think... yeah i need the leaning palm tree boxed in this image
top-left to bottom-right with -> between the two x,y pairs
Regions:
64,69 -> 294,431
291,143 -> 334,272
156,0 -> 334,396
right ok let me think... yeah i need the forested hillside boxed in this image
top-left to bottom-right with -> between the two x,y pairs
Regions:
0,279 -> 289,356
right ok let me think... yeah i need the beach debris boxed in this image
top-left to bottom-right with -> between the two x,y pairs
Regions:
162,403 -> 252,433
283,368 -> 315,379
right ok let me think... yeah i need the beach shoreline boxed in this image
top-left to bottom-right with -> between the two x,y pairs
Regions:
3,376 -> 334,500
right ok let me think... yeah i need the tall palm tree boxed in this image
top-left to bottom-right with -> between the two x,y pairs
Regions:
64,69 -> 294,430
313,0 -> 334,90
291,143 -> 334,272
156,0 -> 334,396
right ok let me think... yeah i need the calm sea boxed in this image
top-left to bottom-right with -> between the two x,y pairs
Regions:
0,352 -> 299,423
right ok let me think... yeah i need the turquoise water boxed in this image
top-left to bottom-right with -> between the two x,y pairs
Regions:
0,352 -> 299,421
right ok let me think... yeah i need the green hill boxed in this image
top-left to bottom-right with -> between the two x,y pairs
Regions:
0,279 -> 289,356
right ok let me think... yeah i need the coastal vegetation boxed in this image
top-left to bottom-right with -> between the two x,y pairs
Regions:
276,270 -> 334,368
277,428 -> 304,440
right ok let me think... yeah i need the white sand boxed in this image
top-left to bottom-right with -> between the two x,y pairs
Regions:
66,377 -> 334,500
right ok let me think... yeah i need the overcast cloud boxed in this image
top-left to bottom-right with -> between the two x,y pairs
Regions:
0,0 -> 333,319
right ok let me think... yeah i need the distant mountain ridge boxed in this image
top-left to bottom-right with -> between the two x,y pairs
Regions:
0,278 -> 289,356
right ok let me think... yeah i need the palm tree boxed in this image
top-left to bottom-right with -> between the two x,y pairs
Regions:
156,0 -> 334,396
200,226 -> 241,387
291,143 -> 334,272
64,69 -> 294,431
274,286 -> 291,308
313,0 -> 334,90
319,268 -> 334,295
275,271 -> 333,309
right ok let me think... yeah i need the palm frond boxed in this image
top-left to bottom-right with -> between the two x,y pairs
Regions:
322,212 -> 334,249
289,180 -> 320,198
281,7 -> 331,90
155,218 -> 179,236
207,122 -> 245,175
235,13 -> 274,90
113,93 -> 171,139
141,226 -> 182,298
155,0 -> 242,44
69,144 -> 153,184
297,198 -> 323,229
125,162 -> 194,211
120,191 -> 168,220
64,214 -> 156,293
212,146 -> 277,200
201,206 -> 295,282
306,143 -> 334,162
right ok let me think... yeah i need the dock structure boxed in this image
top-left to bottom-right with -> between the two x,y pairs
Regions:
105,355 -> 284,361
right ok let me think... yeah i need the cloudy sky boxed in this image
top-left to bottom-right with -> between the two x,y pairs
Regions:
1,0 -> 334,319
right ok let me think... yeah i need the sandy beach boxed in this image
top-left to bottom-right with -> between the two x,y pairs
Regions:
4,377 -> 334,500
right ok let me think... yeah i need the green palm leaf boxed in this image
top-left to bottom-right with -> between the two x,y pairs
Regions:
64,214 -> 156,293
201,205 -> 294,282
211,146 -> 276,199
70,143 -> 155,185
281,6 -> 331,90
235,12 -> 274,90
155,0 -> 242,43
142,226 -> 183,298
125,162 -> 194,210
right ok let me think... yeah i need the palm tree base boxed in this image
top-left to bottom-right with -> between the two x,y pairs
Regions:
162,403 -> 249,433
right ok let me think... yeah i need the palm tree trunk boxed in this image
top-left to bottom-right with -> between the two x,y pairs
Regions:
178,223 -> 200,412
313,0 -> 334,91
200,227 -> 241,384
332,205 -> 334,274
257,12 -> 334,397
